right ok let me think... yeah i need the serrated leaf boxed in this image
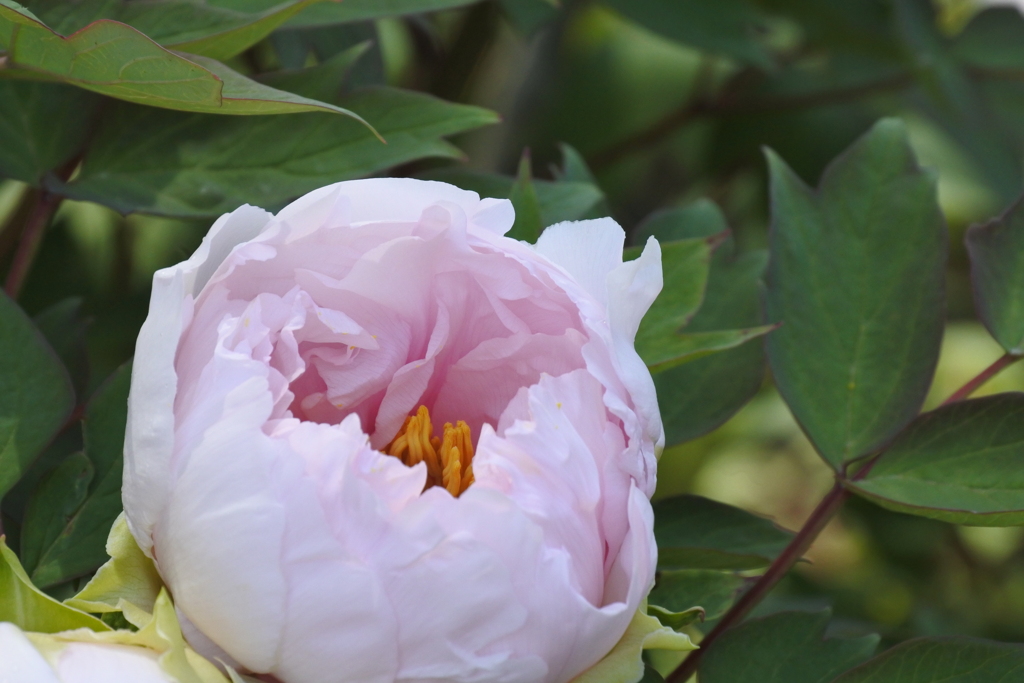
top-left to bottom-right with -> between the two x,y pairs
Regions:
649,569 -> 744,622
508,150 -> 542,243
55,87 -> 498,217
25,364 -> 132,587
654,495 -> 793,570
636,201 -> 768,446
832,637 -> 1024,683
965,195 -> 1024,354
765,118 -> 947,468
0,290 -> 74,501
419,167 -> 605,226
286,0 -> 482,27
0,1 -> 361,117
0,81 -> 98,185
604,0 -> 772,69
848,394 -> 1024,526
698,610 -> 878,683
0,536 -> 109,633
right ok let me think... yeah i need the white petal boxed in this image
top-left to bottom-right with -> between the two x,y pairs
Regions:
0,623 -> 60,683
534,219 -> 626,309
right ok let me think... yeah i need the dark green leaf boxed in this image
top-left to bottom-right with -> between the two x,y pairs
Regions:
0,1 -> 361,116
765,118 -> 947,467
649,569 -> 744,621
508,150 -> 542,243
634,236 -> 715,366
832,637 -> 1024,683
637,201 -> 768,446
965,195 -> 1024,354
286,0 -> 482,27
257,40 -> 371,102
645,326 -> 777,374
653,495 -> 793,570
953,6 -> 1024,72
20,452 -> 93,576
0,291 -> 74,500
121,0 -> 334,61
25,364 -> 132,587
604,0 -> 773,69
33,298 -> 90,398
0,81 -> 98,185
56,87 -> 498,217
419,167 -> 605,227
848,394 -> 1024,526
698,610 -> 878,683
639,663 -> 665,683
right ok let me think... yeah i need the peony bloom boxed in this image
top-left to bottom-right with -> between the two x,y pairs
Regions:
123,178 -> 665,683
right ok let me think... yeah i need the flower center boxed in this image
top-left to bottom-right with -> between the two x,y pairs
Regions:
385,405 -> 476,497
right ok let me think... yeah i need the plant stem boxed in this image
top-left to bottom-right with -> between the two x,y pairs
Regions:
589,72 -> 914,170
666,481 -> 850,682
665,350 -> 1022,681
4,188 -> 62,298
940,352 -> 1022,406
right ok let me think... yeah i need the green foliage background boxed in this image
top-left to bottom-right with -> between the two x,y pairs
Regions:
5,0 -> 1024,681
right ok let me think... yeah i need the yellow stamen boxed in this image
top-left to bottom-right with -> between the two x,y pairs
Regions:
384,406 -> 476,496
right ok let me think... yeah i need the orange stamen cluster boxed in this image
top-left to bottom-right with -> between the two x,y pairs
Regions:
385,405 -> 475,497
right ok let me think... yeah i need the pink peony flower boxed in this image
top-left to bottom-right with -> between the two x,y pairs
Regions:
122,179 -> 664,683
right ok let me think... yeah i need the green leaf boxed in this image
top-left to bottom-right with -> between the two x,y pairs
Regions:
33,297 -> 90,399
0,81 -> 98,185
698,610 -> 878,683
0,290 -> 74,501
257,40 -> 371,102
20,452 -> 93,577
832,637 -> 1024,683
0,1 -> 361,117
645,326 -> 777,374
420,167 -> 605,227
847,394 -> 1024,526
649,569 -> 744,622
286,0 -> 482,27
765,118 -> 947,468
0,536 -> 109,633
603,0 -> 773,69
24,363 -> 132,587
965,195 -> 1024,354
637,201 -> 768,446
508,150 -> 542,243
952,6 -> 1024,72
653,495 -> 793,570
55,87 -> 498,217
121,0 -> 335,61
634,237 -> 715,367
647,604 -> 704,630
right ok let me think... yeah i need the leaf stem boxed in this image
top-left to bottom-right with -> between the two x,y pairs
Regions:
665,481 -> 850,682
4,188 -> 62,298
665,351 -> 1023,681
940,352 -> 1022,406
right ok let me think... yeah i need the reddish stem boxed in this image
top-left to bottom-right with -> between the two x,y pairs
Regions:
666,482 -> 849,682
4,188 -> 62,298
940,352 -> 1022,406
666,351 -> 1021,681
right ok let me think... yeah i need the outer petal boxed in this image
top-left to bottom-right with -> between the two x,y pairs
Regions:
0,622 -> 61,683
534,219 -> 625,310
123,205 -> 272,553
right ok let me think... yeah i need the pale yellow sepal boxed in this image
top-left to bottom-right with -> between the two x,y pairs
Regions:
65,512 -> 163,628
27,590 -> 229,683
570,602 -> 697,683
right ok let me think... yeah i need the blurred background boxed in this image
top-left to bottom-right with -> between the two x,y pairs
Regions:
4,0 -> 1024,649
